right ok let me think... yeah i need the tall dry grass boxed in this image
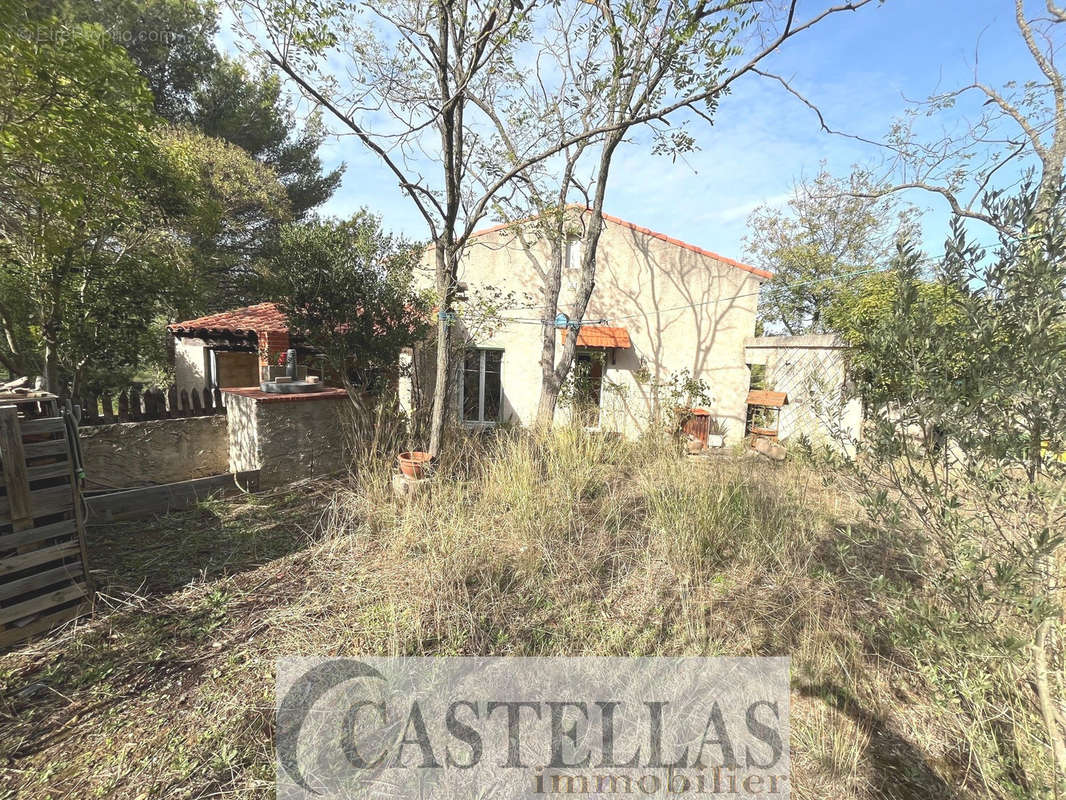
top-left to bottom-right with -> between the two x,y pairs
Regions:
1,425 -> 1029,798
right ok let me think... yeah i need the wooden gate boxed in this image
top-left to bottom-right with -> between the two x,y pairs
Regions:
0,394 -> 93,648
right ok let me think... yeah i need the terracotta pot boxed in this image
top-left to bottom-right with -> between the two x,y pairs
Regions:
398,451 -> 432,480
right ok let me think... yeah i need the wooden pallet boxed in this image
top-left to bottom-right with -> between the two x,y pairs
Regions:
0,396 -> 93,648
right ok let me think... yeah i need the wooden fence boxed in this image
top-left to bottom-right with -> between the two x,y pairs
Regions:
76,386 -> 225,427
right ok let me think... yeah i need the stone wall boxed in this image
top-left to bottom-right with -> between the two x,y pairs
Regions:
223,388 -> 352,488
79,415 -> 229,489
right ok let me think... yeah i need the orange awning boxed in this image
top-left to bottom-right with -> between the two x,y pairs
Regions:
747,390 -> 788,407
560,325 -> 631,349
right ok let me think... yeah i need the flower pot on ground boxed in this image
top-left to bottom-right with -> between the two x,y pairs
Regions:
398,451 -> 432,479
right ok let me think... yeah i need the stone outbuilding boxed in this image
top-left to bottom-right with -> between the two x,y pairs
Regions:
743,334 -> 863,451
167,303 -> 296,392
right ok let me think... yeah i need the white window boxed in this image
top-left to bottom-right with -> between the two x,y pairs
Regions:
564,237 -> 585,295
460,349 -> 503,424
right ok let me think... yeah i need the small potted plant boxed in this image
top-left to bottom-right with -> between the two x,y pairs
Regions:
706,417 -> 727,448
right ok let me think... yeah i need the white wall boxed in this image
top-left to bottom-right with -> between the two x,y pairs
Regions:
744,334 -> 863,452
401,215 -> 763,442
174,338 -> 207,391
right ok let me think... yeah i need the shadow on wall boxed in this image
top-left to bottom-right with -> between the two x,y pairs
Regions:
592,225 -> 755,436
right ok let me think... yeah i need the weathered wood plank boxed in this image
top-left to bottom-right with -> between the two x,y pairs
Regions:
0,407 -> 32,529
0,484 -> 74,519
85,470 -> 260,522
0,519 -> 77,552
0,601 -> 89,648
167,385 -> 179,418
23,439 -> 68,459
0,581 -> 88,626
18,418 -> 64,437
0,541 -> 79,576
26,462 -> 72,483
100,391 -> 114,423
0,563 -> 83,601
127,387 -> 141,422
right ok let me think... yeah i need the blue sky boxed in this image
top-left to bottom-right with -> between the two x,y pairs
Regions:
228,0 -> 1041,267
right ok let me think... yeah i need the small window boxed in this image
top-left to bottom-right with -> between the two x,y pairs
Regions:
566,236 -> 583,271
460,349 -> 503,424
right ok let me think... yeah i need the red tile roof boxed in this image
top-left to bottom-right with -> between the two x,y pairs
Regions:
469,206 -> 772,281
168,303 -> 288,335
560,325 -> 632,349
747,390 -> 788,407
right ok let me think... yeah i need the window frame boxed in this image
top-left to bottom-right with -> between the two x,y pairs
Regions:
459,348 -> 503,425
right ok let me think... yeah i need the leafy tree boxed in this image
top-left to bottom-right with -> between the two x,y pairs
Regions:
29,0 -> 341,303
31,0 -> 222,120
848,185 -> 1066,791
269,214 -> 430,404
745,168 -> 918,334
0,15 -> 163,390
823,268 -> 966,401
0,13 -> 290,391
160,126 -> 291,317
190,58 -> 341,220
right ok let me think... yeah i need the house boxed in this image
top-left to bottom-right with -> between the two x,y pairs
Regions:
167,303 -> 295,391
401,209 -> 771,442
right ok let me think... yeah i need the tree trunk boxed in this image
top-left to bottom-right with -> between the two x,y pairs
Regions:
1033,618 -> 1066,788
428,313 -> 452,457
539,135 -> 622,426
43,336 -> 60,394
428,242 -> 455,457
535,235 -> 566,427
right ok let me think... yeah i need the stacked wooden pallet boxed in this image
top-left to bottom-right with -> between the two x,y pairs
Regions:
0,394 -> 93,648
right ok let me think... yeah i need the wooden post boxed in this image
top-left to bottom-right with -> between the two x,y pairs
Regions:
167,385 -> 179,418
190,389 -> 202,416
213,387 -> 224,413
202,387 -> 213,413
127,387 -> 141,422
0,407 -> 32,531
179,389 -> 190,417
117,392 -> 129,423
100,391 -> 114,423
80,396 -> 96,425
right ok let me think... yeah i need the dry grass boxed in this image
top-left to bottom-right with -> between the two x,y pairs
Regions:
0,427 -> 1026,798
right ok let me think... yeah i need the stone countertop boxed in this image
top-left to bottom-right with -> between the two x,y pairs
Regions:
220,387 -> 349,404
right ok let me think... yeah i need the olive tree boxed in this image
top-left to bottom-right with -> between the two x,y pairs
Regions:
849,185 -> 1066,791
